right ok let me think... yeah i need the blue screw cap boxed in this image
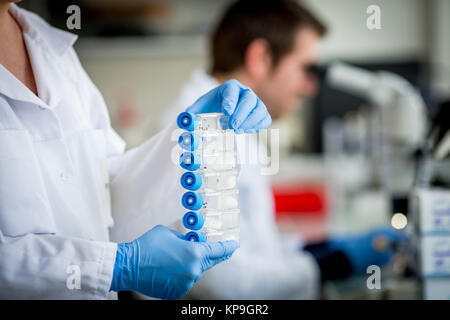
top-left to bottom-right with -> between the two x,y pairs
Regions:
180,172 -> 202,190
179,152 -> 201,171
178,132 -> 200,151
185,231 -> 206,242
182,211 -> 204,230
177,112 -> 199,131
182,191 -> 203,210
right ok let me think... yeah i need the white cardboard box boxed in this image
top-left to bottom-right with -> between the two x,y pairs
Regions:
416,188 -> 450,234
421,236 -> 450,277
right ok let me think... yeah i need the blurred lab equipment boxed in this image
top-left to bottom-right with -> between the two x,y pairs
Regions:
327,62 -> 427,149
427,100 -> 450,161
319,62 -> 431,298
322,62 -> 428,230
177,112 -> 240,243
326,62 -> 427,199
411,99 -> 450,299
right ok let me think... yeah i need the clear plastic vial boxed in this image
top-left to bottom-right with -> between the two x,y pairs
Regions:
180,151 -> 237,172
177,112 -> 230,132
181,189 -> 239,211
180,170 -> 238,192
204,228 -> 240,242
179,131 -> 235,152
185,228 -> 240,243
182,209 -> 240,231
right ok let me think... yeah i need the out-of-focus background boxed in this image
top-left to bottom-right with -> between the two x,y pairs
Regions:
21,0 -> 449,146
19,0 -> 450,299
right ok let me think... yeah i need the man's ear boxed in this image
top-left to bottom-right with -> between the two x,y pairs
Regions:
244,39 -> 272,80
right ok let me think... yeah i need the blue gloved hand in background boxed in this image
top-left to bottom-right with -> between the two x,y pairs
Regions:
186,79 -> 272,134
327,226 -> 407,275
110,225 -> 239,299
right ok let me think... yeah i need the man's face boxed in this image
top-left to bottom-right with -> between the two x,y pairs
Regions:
254,27 -> 320,120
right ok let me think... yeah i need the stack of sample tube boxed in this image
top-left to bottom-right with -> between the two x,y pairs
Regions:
177,112 -> 240,243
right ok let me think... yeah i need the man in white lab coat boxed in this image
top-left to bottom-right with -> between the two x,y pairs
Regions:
165,0 -> 406,299
0,2 -> 272,299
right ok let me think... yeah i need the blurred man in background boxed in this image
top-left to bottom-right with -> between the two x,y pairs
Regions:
165,0 -> 405,299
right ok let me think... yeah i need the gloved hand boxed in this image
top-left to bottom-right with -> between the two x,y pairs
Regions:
328,226 -> 407,275
186,79 -> 271,134
110,225 -> 239,299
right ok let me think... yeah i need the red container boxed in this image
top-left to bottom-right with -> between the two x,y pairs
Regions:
272,183 -> 327,217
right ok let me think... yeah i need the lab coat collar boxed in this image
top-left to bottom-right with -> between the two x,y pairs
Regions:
0,64 -> 48,109
0,4 -> 78,109
9,3 -> 78,57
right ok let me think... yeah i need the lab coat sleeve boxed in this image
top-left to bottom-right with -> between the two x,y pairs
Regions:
0,233 -> 117,299
108,123 -> 186,243
67,47 -> 185,243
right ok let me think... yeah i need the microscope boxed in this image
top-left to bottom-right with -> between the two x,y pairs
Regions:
326,62 -> 450,299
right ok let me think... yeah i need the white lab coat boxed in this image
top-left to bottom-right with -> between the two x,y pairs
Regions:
0,5 -> 185,299
164,69 -> 320,299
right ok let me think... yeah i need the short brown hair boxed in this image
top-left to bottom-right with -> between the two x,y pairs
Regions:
210,0 -> 327,74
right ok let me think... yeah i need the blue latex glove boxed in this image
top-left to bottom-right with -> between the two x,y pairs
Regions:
110,225 -> 239,299
328,226 -> 407,275
186,79 -> 272,134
